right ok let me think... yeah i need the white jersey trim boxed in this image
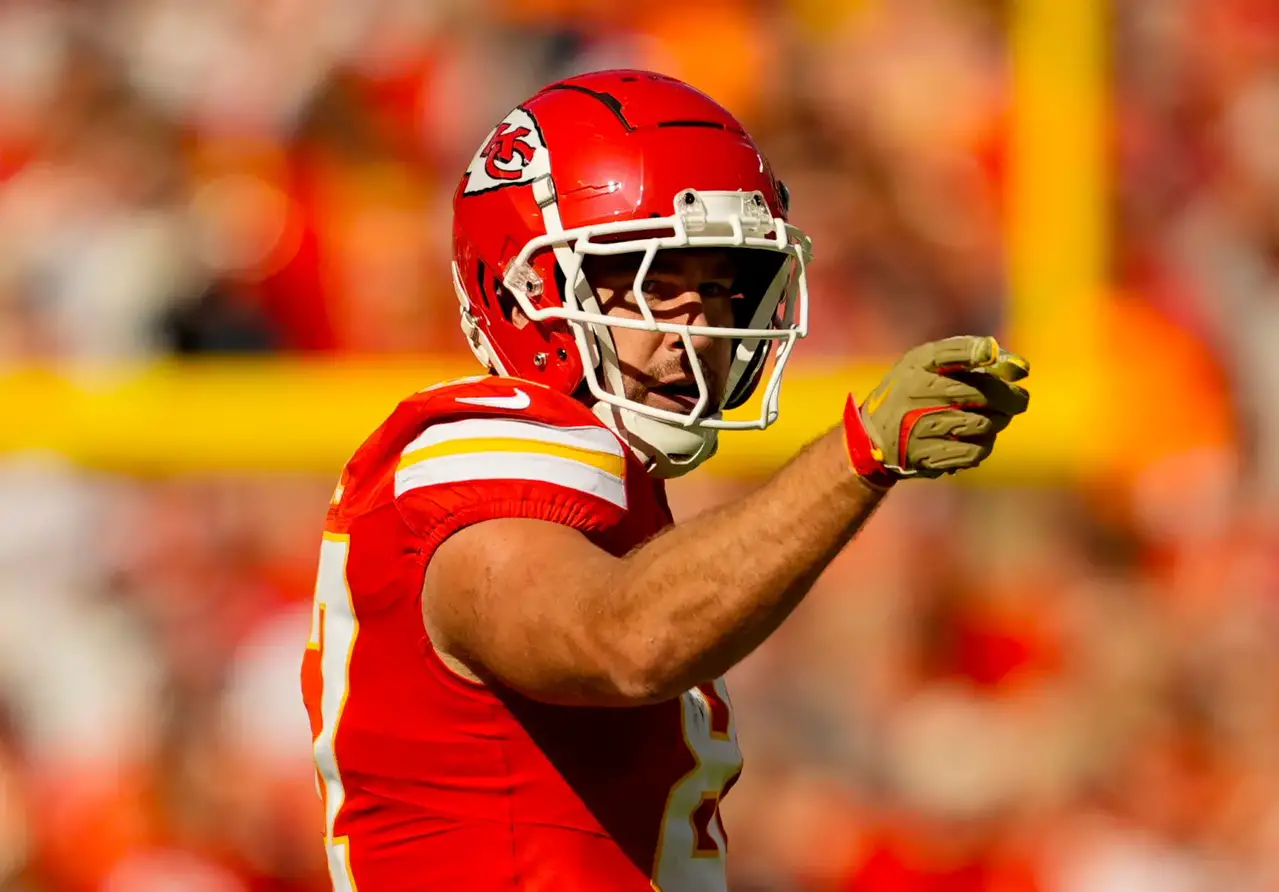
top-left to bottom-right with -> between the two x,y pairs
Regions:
394,418 -> 627,509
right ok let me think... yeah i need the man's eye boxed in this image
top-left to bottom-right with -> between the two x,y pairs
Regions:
639,279 -> 660,296
699,283 -> 733,298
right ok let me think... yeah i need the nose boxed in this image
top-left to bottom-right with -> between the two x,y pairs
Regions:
658,290 -> 728,355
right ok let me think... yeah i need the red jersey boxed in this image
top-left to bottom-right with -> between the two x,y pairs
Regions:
300,376 -> 742,891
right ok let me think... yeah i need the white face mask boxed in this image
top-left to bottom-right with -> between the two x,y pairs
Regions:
490,180 -> 812,478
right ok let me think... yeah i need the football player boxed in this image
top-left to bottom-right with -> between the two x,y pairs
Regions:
301,69 -> 1029,891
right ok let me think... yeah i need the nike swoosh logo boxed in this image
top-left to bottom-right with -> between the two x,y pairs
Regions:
455,388 -> 532,410
863,382 -> 892,417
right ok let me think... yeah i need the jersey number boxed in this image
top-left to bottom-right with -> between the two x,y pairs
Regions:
302,532 -> 360,892
652,680 -> 742,891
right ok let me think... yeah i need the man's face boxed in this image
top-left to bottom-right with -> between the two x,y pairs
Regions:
582,249 -> 740,415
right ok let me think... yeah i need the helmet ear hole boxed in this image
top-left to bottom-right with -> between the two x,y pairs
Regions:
495,283 -> 525,327
478,262 -> 524,326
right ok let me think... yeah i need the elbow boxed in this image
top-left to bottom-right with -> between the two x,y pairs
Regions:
605,669 -> 673,706
596,635 -> 691,706
508,627 -> 692,708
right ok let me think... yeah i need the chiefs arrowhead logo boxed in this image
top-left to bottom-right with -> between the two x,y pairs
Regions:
463,107 -> 550,195
482,124 -> 535,180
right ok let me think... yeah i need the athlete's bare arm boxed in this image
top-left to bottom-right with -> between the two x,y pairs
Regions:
422,425 -> 876,707
422,336 -> 1028,707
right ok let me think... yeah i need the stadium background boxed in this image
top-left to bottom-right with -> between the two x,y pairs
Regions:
0,0 -> 1275,889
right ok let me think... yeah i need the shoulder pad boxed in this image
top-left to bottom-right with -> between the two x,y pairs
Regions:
338,376 -> 629,519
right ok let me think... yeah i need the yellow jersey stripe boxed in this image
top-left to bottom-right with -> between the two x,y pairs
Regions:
401,418 -> 625,459
399,436 -> 625,478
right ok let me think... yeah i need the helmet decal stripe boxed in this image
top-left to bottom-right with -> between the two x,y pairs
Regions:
542,83 -> 634,131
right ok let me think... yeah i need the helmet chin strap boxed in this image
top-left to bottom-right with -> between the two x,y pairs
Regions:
592,400 -> 719,479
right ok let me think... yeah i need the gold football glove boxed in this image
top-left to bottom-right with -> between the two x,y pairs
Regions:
842,335 -> 1030,487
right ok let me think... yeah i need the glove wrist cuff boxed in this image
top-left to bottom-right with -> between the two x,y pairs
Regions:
842,394 -> 897,491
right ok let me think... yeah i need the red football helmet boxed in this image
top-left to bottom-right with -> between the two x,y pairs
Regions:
452,69 -> 811,477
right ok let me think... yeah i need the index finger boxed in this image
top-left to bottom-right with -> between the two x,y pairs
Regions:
987,350 -> 1030,382
916,336 -> 1000,373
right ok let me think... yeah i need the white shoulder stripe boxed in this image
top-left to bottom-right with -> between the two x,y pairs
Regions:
395,452 -> 627,509
401,418 -> 624,458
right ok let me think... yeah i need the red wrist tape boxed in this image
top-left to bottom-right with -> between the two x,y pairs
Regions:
842,394 -> 897,491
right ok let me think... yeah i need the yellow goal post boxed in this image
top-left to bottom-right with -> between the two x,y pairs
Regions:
0,0 -> 1107,483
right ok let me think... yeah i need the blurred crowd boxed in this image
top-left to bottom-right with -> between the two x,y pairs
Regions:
0,0 -> 1276,890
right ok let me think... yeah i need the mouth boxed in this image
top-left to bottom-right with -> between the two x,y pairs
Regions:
647,379 -> 713,413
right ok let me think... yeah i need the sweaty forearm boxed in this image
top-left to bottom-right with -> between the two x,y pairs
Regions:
597,426 -> 885,700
